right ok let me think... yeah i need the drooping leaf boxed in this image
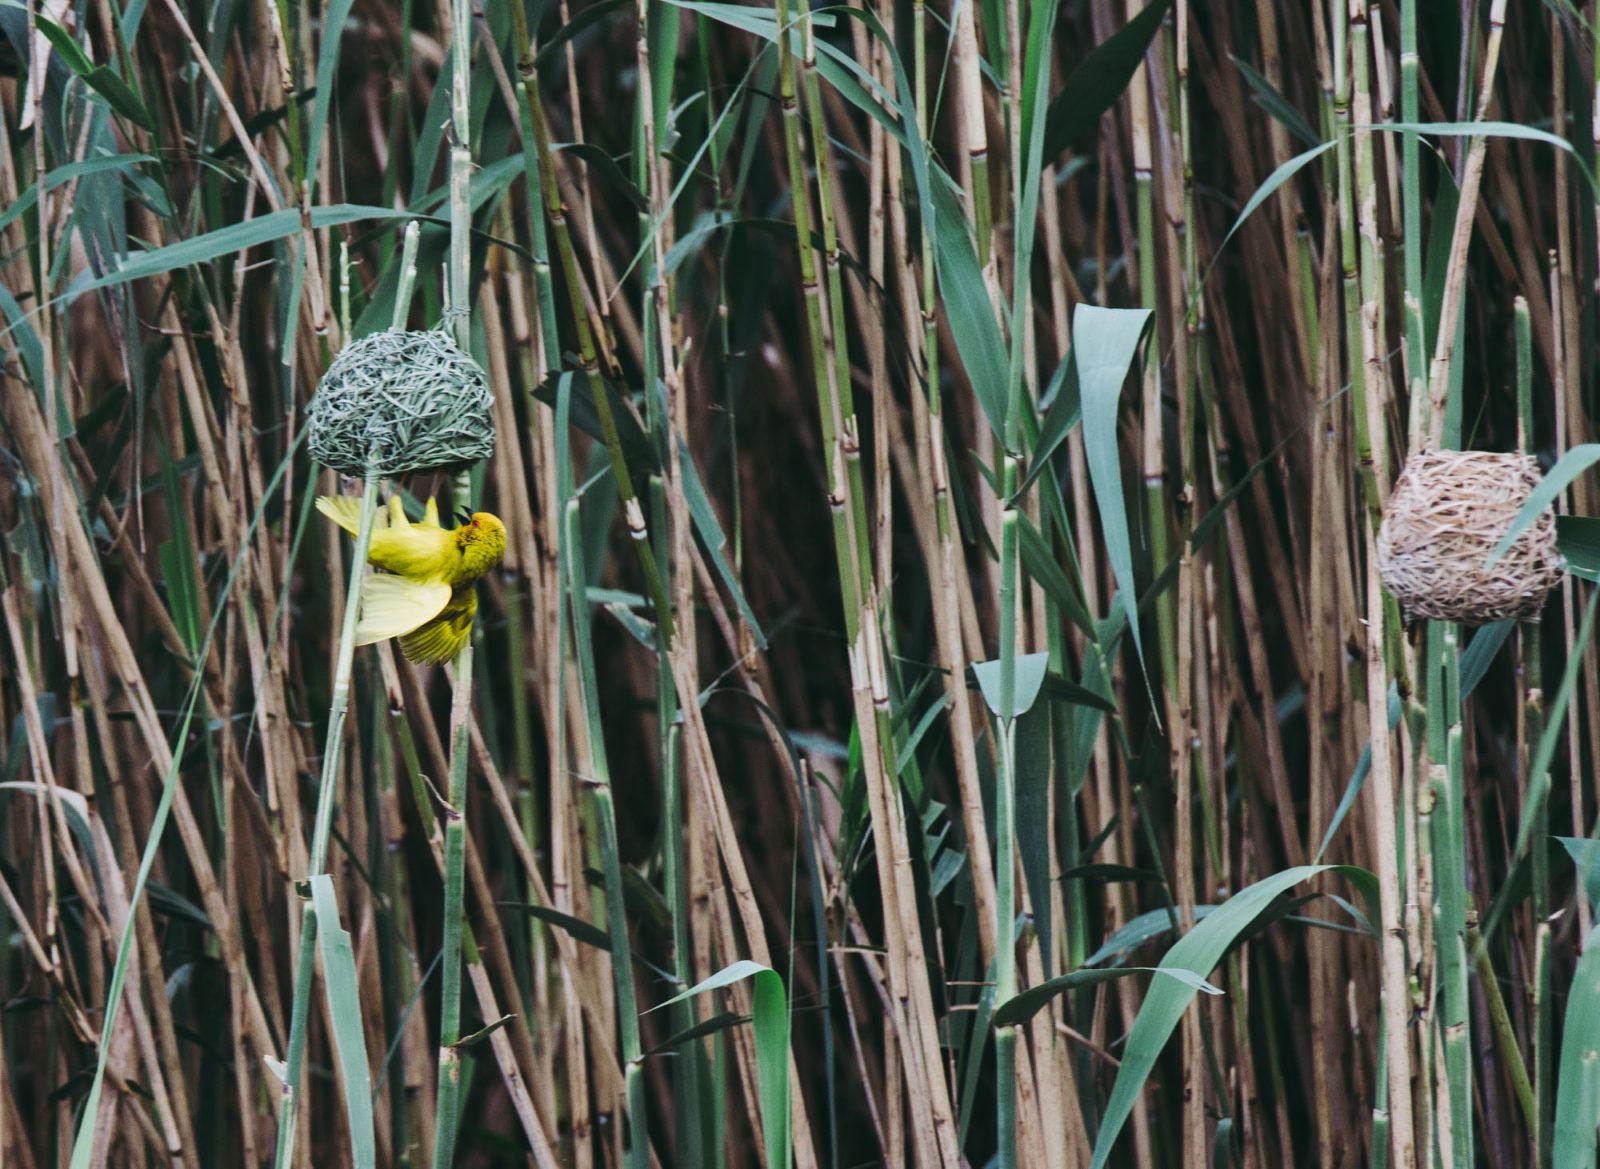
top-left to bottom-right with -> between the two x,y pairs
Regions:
1228,53 -> 1319,147
1018,349 -> 1080,496
309,876 -> 377,1169
651,961 -> 790,1169
644,1011 -> 748,1058
1061,863 -> 1166,884
931,180 -> 1009,438
1559,838 -> 1600,913
1015,513 -> 1095,638
555,142 -> 650,213
0,153 -> 157,239
34,15 -> 92,74
1090,866 -> 1378,1169
1042,0 -> 1173,158
1490,445 -> 1600,563
1015,704 -> 1053,974
34,17 -> 155,129
1558,515 -> 1600,582
1555,923 -> 1600,1168
994,964 -> 1221,1028
1375,121 -> 1598,198
534,0 -> 628,68
1074,304 -> 1154,676
503,902 -> 614,952
1216,140 -> 1339,262
1085,906 -> 1211,967
70,205 -> 413,295
534,371 -> 658,481
676,434 -> 766,649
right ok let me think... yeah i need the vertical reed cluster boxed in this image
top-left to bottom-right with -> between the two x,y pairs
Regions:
5,1 -> 1600,1166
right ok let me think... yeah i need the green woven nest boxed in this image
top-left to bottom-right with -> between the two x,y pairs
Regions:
308,327 -> 495,477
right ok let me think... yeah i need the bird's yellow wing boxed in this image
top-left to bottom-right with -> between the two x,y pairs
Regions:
397,586 -> 477,665
321,494 -> 467,582
367,522 -> 455,580
354,574 -> 452,645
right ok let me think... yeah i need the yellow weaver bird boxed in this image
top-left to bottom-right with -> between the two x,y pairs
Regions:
317,494 -> 507,665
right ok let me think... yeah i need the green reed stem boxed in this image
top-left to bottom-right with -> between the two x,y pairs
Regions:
562,492 -> 649,1169
1438,626 -> 1470,1169
431,0 -> 478,1155
1517,298 -> 1553,1167
276,472 -> 379,1169
521,82 -> 676,645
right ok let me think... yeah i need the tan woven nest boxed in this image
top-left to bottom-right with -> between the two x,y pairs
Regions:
1376,448 -> 1564,625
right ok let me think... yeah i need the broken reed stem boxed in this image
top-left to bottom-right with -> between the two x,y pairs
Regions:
1423,0 -> 1507,444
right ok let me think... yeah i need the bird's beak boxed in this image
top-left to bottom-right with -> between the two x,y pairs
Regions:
456,508 -> 472,526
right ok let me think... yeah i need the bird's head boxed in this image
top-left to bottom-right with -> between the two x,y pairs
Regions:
454,510 -> 508,579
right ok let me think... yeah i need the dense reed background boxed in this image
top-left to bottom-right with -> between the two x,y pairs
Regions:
7,0 -> 1600,1164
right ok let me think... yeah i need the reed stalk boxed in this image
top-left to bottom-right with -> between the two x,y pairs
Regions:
1517,297 -> 1553,1167
429,0 -> 478,1155
270,222 -> 420,1169
9,4 -> 1598,1167
1345,3 -> 1416,1165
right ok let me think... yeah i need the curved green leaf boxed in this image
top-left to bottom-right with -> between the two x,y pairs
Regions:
1090,865 -> 1377,1169
932,179 -> 1009,437
35,17 -> 154,129
1217,140 -> 1338,261
995,965 -> 1220,1028
1229,53 -> 1319,147
1372,121 -> 1598,198
651,961 -> 790,1169
310,876 -> 377,1169
1492,445 -> 1600,563
1556,923 -> 1600,1169
1042,0 -> 1173,158
1085,905 -> 1212,967
1558,516 -> 1600,582
1074,304 -> 1153,676
70,204 -> 412,295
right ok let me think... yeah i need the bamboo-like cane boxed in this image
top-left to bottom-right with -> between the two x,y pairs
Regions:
430,0 -> 478,1154
274,221 -> 421,1169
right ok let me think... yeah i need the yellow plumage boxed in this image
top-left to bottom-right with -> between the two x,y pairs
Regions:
317,494 -> 507,664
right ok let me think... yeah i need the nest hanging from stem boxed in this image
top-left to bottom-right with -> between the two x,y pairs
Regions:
1376,447 -> 1563,625
307,325 -> 495,478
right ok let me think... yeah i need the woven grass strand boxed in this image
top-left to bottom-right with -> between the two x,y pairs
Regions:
1377,448 -> 1564,625
308,326 -> 495,478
